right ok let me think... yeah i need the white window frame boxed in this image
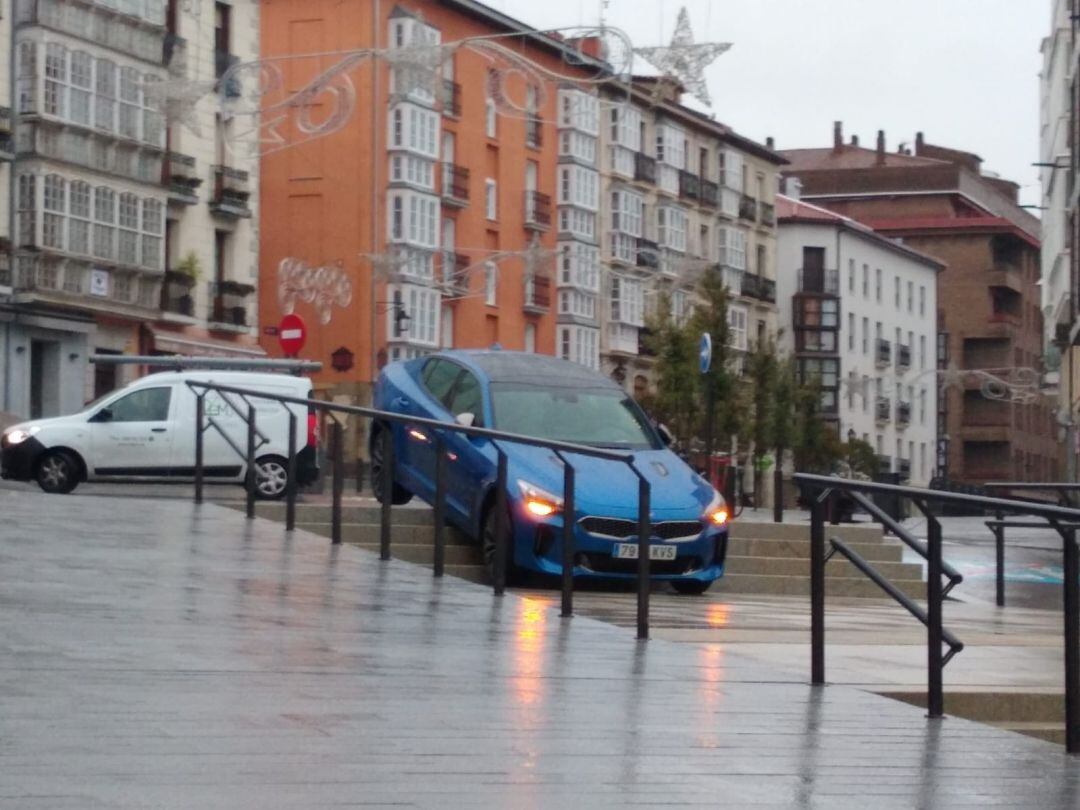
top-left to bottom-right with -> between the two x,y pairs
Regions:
485,178 -> 497,221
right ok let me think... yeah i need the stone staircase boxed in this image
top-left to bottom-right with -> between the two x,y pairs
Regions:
250,503 -> 925,597
879,690 -> 1066,746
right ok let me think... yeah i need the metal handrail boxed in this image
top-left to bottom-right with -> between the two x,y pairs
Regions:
185,380 -> 661,640
797,472 -> 1080,755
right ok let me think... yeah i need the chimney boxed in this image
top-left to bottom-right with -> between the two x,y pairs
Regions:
833,121 -> 843,152
766,136 -> 775,150
876,130 -> 886,165
851,134 -> 859,147
915,131 -> 925,155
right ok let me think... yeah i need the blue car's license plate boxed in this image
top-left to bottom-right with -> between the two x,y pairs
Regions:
613,543 -> 677,561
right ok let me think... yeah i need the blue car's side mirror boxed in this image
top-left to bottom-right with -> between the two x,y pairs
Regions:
657,423 -> 675,446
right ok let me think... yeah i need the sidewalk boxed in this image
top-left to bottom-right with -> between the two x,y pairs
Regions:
3,489 -> 1080,808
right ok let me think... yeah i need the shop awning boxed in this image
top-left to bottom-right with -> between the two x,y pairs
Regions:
148,328 -> 267,358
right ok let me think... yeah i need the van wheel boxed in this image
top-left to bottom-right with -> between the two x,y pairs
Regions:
36,450 -> 80,495
252,455 -> 289,500
370,426 -> 412,505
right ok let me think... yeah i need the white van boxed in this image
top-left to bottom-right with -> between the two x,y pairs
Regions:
0,371 -> 319,497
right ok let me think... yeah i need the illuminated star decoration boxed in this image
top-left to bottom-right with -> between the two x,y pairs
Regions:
633,7 -> 731,107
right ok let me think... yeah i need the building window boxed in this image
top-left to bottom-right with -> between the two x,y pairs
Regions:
655,123 -> 686,169
609,105 -> 642,151
848,312 -> 855,351
560,130 -> 597,163
559,242 -> 600,291
862,263 -> 869,297
484,261 -> 497,306
42,174 -> 66,250
485,72 -> 497,138
69,51 -> 92,126
919,334 -> 926,369
485,179 -> 497,220
717,227 -> 746,270
894,275 -> 900,307
524,323 -> 536,353
657,206 -> 688,252
558,325 -> 599,369
558,89 -> 599,135
861,317 -> 869,354
610,276 -> 644,326
388,103 -> 438,157
919,284 -> 926,316
728,305 -> 748,351
94,58 -> 116,133
44,43 -> 67,118
117,192 -> 139,265
387,191 -> 438,248
848,258 -> 855,292
875,267 -> 882,302
720,149 -> 743,191
69,181 -> 91,254
559,165 -> 599,211
610,188 -> 643,262
93,186 -> 116,260
142,198 -> 163,270
907,280 -> 914,312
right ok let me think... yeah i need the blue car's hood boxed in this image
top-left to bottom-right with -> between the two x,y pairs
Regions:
506,444 -> 713,519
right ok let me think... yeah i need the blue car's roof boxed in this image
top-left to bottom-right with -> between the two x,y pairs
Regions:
437,350 -> 620,390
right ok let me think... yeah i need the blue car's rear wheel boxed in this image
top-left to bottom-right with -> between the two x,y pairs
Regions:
370,425 -> 413,505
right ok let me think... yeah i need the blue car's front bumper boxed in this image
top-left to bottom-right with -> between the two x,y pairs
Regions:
509,505 -> 727,583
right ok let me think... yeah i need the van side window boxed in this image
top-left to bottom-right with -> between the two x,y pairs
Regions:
106,387 -> 172,422
421,359 -> 462,409
447,372 -> 483,426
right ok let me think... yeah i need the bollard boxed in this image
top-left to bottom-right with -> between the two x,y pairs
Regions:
494,449 -> 508,596
810,492 -> 825,684
380,426 -> 393,559
1065,529 -> 1080,754
561,457 -> 575,618
194,393 -> 205,506
245,403 -> 256,519
286,412 -> 297,532
926,513 -> 944,718
331,420 -> 343,545
636,474 -> 651,640
994,511 -> 1005,608
433,434 -> 446,578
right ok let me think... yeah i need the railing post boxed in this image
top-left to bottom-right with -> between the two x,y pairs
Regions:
926,509 -> 944,718
494,448 -> 508,596
331,419 -> 343,546
994,509 -> 1005,608
810,491 -> 826,684
561,456 -> 575,618
433,433 -> 446,578
1064,527 -> 1080,754
286,411 -> 297,532
636,473 -> 651,641
194,392 -> 205,506
380,425 -> 393,559
245,402 -> 256,519
773,459 -> 783,523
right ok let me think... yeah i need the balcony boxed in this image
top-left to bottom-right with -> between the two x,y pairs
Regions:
875,338 -> 892,367
898,458 -> 911,481
634,152 -> 657,185
984,311 -> 1021,337
897,344 -> 912,370
215,51 -> 241,98
897,400 -> 912,427
163,32 -> 187,79
164,151 -> 201,206
0,107 -> 11,161
636,238 -> 660,269
740,273 -> 777,303
440,251 -> 470,294
526,116 -> 543,149
875,397 -> 891,422
210,280 -> 255,330
161,270 -> 196,319
987,265 -> 1023,293
523,274 -> 551,314
678,170 -> 700,202
797,267 -> 839,295
739,195 -> 757,221
210,166 -> 252,218
17,0 -> 166,64
524,191 -> 552,230
760,202 -> 776,227
699,179 -> 719,208
441,164 -> 469,207
877,455 -> 893,474
441,80 -> 462,118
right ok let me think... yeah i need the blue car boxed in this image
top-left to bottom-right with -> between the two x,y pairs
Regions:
371,350 -> 729,594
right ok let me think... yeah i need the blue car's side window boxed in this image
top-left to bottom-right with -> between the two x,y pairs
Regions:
421,359 -> 461,410
447,371 -> 484,427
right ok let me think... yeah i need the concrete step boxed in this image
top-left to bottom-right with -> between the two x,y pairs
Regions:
729,521 -> 885,543
346,540 -> 483,566
725,554 -> 924,581
991,722 -> 1066,746
714,572 -> 925,600
728,536 -> 906,563
298,522 -> 474,545
880,690 -> 1065,724
253,502 -> 434,526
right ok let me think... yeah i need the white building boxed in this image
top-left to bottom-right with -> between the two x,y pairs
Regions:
0,0 -> 260,421
776,194 -> 942,486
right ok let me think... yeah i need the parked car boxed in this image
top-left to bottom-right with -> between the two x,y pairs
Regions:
1,370 -> 319,498
372,350 -> 729,594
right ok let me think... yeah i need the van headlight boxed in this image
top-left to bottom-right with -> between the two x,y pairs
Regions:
2,426 -> 40,448
702,489 -> 729,527
517,479 -> 563,519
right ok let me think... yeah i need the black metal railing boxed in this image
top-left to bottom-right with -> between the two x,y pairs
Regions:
699,179 -> 719,207
898,400 -> 912,425
442,164 -> 469,203
898,344 -> 912,369
636,238 -> 660,269
523,274 -> 551,310
739,195 -> 757,221
760,202 -> 776,226
526,115 -> 543,148
796,472 -> 1080,754
524,191 -> 552,228
185,380 -> 666,641
678,170 -> 700,201
634,152 -> 657,184
875,397 -> 890,421
441,79 -> 462,117
797,267 -> 839,295
876,338 -> 892,366
741,273 -> 776,302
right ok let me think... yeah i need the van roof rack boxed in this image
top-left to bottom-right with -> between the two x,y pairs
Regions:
89,355 -> 322,373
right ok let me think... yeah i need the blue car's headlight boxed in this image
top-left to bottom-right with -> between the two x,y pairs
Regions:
702,488 -> 729,527
517,479 -> 563,519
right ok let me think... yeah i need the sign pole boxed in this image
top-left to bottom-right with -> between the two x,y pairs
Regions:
699,333 -> 715,483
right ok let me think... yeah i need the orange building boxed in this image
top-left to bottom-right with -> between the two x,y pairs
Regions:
258,0 -> 605,415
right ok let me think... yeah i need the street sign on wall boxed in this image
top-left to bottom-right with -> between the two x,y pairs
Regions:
278,313 -> 307,356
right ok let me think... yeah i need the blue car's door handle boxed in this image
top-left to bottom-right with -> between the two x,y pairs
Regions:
392,396 -> 410,409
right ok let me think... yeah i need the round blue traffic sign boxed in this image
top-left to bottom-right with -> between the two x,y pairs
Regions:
699,332 -> 712,374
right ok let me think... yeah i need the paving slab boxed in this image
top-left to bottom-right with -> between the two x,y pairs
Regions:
2,490 -> 1080,808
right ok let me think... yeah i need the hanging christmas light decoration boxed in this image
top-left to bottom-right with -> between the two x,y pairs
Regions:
633,7 -> 731,107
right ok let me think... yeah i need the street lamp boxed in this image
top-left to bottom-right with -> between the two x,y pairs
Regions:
376,300 -> 411,337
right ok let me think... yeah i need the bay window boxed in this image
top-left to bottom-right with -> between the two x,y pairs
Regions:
657,206 -> 688,252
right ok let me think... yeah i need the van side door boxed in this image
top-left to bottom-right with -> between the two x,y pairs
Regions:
88,386 -> 176,477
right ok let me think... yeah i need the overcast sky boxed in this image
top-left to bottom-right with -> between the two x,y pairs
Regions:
486,0 -> 1051,210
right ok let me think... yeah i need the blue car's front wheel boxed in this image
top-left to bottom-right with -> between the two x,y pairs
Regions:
481,502 -> 524,586
370,425 -> 413,506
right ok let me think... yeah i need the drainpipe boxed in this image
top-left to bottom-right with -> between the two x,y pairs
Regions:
5,10 -> 18,412
368,0 -> 381,397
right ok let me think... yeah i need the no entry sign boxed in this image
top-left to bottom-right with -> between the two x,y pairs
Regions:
278,313 -> 307,356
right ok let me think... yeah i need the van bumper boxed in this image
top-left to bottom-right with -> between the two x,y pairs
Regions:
0,437 -> 46,481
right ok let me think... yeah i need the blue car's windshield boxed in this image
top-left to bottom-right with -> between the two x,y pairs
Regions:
490,384 -> 659,450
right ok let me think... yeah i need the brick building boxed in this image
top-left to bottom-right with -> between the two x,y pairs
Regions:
781,124 -> 1059,484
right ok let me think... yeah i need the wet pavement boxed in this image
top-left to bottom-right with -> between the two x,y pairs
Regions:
3,490 -> 1080,808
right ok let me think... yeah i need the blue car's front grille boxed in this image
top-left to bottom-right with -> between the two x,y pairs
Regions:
579,516 -> 703,541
